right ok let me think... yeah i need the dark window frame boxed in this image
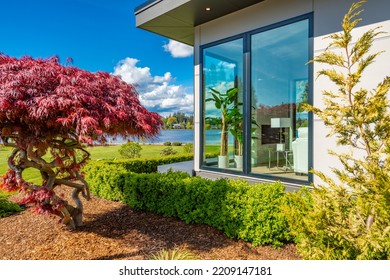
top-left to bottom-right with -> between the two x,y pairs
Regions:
199,13 -> 314,185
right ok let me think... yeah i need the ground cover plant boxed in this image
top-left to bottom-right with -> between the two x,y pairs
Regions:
284,1 -> 390,259
0,190 -> 22,218
0,54 -> 161,229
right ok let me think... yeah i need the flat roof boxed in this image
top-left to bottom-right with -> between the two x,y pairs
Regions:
134,0 -> 163,14
135,0 -> 264,45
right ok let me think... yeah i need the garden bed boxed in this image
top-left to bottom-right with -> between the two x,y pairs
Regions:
0,186 -> 300,260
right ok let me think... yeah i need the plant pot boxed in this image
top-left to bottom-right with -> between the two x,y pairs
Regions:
234,155 -> 243,169
218,155 -> 229,168
276,143 -> 285,151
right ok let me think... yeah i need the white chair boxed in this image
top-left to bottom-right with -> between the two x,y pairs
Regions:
292,127 -> 308,174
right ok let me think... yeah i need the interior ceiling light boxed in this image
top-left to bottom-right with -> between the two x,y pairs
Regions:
206,7 -> 211,11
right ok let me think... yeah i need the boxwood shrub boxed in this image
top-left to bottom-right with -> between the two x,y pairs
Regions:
84,156 -> 292,247
82,162 -> 127,201
124,172 -> 291,247
84,154 -> 195,175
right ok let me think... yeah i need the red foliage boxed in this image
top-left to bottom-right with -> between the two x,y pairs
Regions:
0,170 -> 65,215
0,170 -> 19,192
0,53 -> 162,224
21,187 -> 66,215
0,53 -> 162,147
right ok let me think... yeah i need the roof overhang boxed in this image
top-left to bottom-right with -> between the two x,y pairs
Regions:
135,0 -> 264,46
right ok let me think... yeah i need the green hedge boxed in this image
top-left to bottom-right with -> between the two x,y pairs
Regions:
83,154 -> 197,200
84,154 -> 195,175
124,172 -> 291,247
83,163 -> 128,201
84,159 -> 291,247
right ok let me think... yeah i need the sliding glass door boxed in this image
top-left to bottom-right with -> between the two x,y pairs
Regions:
250,19 -> 309,181
202,38 -> 244,171
201,15 -> 310,182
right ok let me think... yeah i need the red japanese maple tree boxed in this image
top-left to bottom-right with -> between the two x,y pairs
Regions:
0,54 -> 162,229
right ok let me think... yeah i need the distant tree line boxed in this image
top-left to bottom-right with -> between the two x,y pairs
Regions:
162,112 -> 194,129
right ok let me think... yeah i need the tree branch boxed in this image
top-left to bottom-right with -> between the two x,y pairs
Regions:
54,178 -> 85,190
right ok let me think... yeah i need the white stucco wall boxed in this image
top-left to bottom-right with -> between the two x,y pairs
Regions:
194,0 -> 390,186
312,0 -> 390,183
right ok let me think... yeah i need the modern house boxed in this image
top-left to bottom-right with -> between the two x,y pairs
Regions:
135,0 -> 390,189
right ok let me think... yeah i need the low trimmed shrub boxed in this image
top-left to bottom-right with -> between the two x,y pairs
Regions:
83,162 -> 127,201
118,142 -> 142,158
124,173 -> 290,247
183,143 -> 193,154
84,154 -> 194,175
85,162 -> 291,247
160,147 -> 177,156
172,142 -> 182,146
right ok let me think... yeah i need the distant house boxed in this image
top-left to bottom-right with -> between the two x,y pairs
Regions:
135,0 -> 390,189
172,124 -> 184,129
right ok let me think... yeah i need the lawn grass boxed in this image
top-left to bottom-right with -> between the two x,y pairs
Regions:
0,143 -> 195,216
0,143 -> 224,188
0,144 -> 189,182
0,143 -> 220,214
204,145 -> 220,155
0,146 -> 42,184
0,145 -> 12,176
85,144 -> 186,160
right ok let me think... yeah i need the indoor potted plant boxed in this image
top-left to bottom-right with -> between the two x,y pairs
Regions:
229,104 -> 244,168
230,105 -> 259,169
206,87 -> 238,168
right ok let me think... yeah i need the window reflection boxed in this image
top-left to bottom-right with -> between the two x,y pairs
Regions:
201,18 -> 310,182
251,20 -> 309,180
203,39 -> 244,170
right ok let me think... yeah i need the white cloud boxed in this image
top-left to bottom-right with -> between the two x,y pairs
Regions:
113,57 -> 193,116
163,40 -> 193,58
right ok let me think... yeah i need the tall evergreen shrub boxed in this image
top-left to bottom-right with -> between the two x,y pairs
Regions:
284,1 -> 390,259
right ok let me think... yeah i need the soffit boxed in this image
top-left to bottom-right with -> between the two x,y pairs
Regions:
135,0 -> 264,46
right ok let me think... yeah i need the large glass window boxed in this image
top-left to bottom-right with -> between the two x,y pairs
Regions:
202,38 -> 244,171
250,19 -> 309,181
201,16 -> 310,182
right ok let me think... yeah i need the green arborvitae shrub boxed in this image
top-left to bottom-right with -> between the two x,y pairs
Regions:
284,1 -> 390,259
118,142 -> 142,158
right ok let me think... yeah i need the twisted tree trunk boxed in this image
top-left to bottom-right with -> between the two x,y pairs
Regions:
5,138 -> 90,230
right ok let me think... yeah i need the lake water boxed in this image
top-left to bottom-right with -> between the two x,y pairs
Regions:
109,130 -> 224,145
145,129 -> 194,143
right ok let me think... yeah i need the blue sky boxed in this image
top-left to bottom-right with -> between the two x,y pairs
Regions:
0,0 -> 194,116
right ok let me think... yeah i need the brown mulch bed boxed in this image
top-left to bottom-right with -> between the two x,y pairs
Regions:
0,186 -> 301,260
